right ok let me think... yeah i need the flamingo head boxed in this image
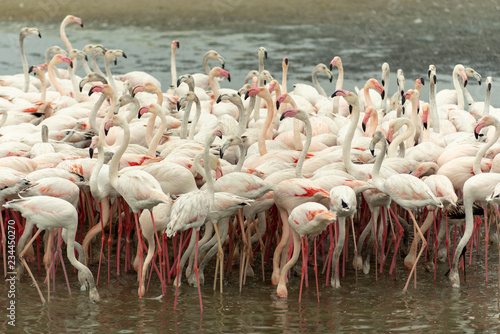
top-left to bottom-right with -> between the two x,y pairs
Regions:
20,27 -> 41,39
331,89 -> 357,105
138,105 -> 151,119
103,118 -> 114,136
214,129 -> 223,140
280,109 -> 299,121
474,115 -> 497,139
276,93 -> 289,110
330,56 -> 341,71
268,80 -> 278,94
89,137 -> 99,159
465,67 -> 482,86
402,89 -> 416,105
362,106 -> 375,132
53,54 -> 73,68
244,87 -> 261,100
206,50 -> 225,69
366,78 -> 385,99
259,47 -> 268,60
171,40 -> 180,50
88,84 -> 106,96
282,57 -> 289,68
66,15 -> 84,28
456,64 -> 468,88
421,103 -> 430,129
131,84 -> 145,97
415,77 -> 425,90
385,127 -> 394,145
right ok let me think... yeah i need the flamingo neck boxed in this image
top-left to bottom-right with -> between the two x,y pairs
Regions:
363,85 -> 374,108
235,100 -> 247,138
148,110 -> 167,156
473,121 -> 500,175
81,57 -> 92,75
332,62 -> 344,114
89,139 -> 106,199
235,141 -> 247,173
104,58 -> 118,96
295,115 -> 312,178
125,98 -> 140,123
47,61 -> 67,96
452,66 -> 465,110
342,102 -> 360,174
171,49 -> 177,88
388,119 -> 415,158
282,67 -> 288,94
108,118 -> 130,190
371,137 -> 387,191
203,136 -> 215,200
258,94 -> 275,156
91,54 -> 106,77
429,76 -> 440,133
208,72 -> 221,99
89,95 -> 107,135
366,111 -> 378,138
180,100 -> 193,140
19,36 -> 29,93
188,97 -> 201,141
483,84 -> 491,117
405,97 -> 420,149
312,65 -> 327,97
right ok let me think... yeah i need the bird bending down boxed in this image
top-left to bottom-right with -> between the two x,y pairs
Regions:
4,196 -> 99,304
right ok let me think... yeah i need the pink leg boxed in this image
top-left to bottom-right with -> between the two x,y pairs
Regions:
314,237 -> 319,303
174,232 -> 183,311
325,224 -> 335,286
134,213 -> 144,298
96,202 -> 105,286
484,206 -> 489,282
116,198 -> 124,276
299,237 -> 306,303
107,201 -> 114,283
194,230 -> 203,313
0,209 -> 6,277
149,211 -> 165,293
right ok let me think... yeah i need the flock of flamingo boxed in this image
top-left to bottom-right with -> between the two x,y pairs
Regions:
1,15 -> 500,311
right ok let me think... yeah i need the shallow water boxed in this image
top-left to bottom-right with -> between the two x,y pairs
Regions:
2,0 -> 500,332
1,244 -> 500,333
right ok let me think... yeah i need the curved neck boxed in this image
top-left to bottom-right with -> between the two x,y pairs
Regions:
258,93 -> 275,156
473,122 -> 500,175
47,60 -> 67,96
371,138 -> 387,191
202,54 -> 211,75
405,97 -> 420,149
342,102 -> 360,173
366,111 -> 378,138
91,54 -> 106,77
235,100 -> 247,138
388,119 -> 415,157
452,67 -> 465,110
81,57 -> 92,75
363,85 -> 374,108
148,111 -> 167,156
38,70 -> 47,102
89,94 -> 107,135
124,98 -> 140,123
19,36 -> 29,93
90,139 -> 105,197
282,66 -> 288,94
203,136 -> 215,198
60,20 -> 72,51
245,95 -> 256,127
381,66 -> 389,114
104,58 -> 118,96
108,119 -> 130,189
312,66 -> 327,97
295,116 -> 312,178
68,62 -> 83,102
208,71 -> 221,99
235,141 -> 247,172
188,98 -> 201,141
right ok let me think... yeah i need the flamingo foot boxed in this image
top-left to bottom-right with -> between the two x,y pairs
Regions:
277,283 -> 288,298
449,269 -> 460,288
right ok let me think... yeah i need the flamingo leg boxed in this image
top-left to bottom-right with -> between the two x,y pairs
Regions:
174,232 -> 183,311
149,210 -> 165,294
194,230 -> 203,313
107,200 -> 113,283
96,201 -> 105,286
116,198 -> 123,276
402,210 -> 427,293
299,237 -> 306,303
253,217 -> 266,282
19,228 -> 45,304
213,221 -> 224,293
134,212 -> 144,298
314,236 -> 319,303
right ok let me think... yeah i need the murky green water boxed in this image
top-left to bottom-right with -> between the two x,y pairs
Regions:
2,0 -> 500,332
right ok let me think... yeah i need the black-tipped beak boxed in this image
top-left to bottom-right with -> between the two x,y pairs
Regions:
176,78 -> 181,87
279,113 -> 285,121
362,123 -> 366,132
381,90 -> 385,100
264,51 -> 268,59
38,33 -> 42,38
104,128 -> 110,136
421,77 -> 425,85
88,87 -> 95,96
423,122 -> 428,130
402,106 -> 406,114
80,23 -> 84,28
28,65 -> 34,74
89,148 -> 94,159
122,52 -> 127,59
216,95 -> 222,104
428,69 -> 431,78
276,101 -> 280,110
114,59 -> 117,66
244,91 -> 250,100
464,79 -> 468,88
488,82 -> 492,91
401,95 -> 406,105
370,149 -> 375,156
329,63 -> 333,71
84,55 -> 88,61
69,60 -> 73,69
284,58 -> 288,65
329,76 -> 332,83
381,79 -> 385,86
433,75 -> 437,84
221,62 -> 225,69
176,41 -> 180,48
227,73 -> 231,82
386,138 -> 391,145
176,101 -> 181,111
474,130 -> 479,140
478,80 -> 481,86
349,105 -> 353,114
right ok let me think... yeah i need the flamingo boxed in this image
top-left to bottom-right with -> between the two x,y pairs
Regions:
20,27 -> 42,93
104,114 -> 171,297
449,115 -> 500,287
276,202 -> 335,301
370,130 -> 442,292
4,196 -> 99,304
166,129 -> 223,313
